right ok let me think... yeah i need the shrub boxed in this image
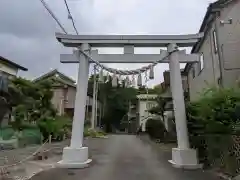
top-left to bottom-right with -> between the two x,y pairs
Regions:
84,120 -> 91,127
187,87 -> 240,171
37,115 -> 72,141
84,128 -> 107,138
187,87 -> 240,135
145,118 -> 166,140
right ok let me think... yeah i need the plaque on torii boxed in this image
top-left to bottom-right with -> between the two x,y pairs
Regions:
55,32 -> 204,169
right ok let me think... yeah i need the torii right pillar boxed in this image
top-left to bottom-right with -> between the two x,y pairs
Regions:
168,43 -> 202,169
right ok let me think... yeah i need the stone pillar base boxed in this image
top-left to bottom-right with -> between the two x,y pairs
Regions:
168,148 -> 202,169
57,147 -> 92,168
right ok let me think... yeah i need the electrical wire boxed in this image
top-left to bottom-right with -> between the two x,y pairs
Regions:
63,0 -> 79,35
39,0 -> 68,34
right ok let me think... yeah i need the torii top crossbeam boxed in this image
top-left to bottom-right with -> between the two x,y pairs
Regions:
56,32 -> 204,47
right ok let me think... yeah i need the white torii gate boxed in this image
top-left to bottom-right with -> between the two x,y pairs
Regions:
56,32 -> 204,169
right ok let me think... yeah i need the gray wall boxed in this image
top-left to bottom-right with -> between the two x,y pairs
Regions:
218,1 -> 240,87
188,29 -> 219,101
188,0 -> 240,101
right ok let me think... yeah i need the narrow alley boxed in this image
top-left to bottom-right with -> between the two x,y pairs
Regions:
30,135 -> 221,180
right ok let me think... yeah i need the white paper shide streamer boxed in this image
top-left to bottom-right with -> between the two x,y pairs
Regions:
112,73 -> 118,87
99,69 -> 104,83
125,76 -> 130,88
137,73 -> 142,87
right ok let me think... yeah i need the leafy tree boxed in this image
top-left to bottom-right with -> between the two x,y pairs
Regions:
11,104 -> 25,130
187,87 -> 240,134
88,74 -> 138,131
146,118 -> 166,140
7,77 -> 56,131
153,84 -> 163,94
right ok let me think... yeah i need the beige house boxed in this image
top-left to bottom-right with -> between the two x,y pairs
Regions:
0,56 -> 28,78
184,0 -> 240,101
0,56 -> 28,127
34,69 -> 101,122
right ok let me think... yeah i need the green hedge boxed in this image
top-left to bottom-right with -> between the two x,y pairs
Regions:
0,126 -> 14,140
190,134 -> 239,176
187,87 -> 240,175
0,126 -> 42,145
21,127 -> 42,145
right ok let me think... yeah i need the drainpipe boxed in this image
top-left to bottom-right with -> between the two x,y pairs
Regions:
214,11 -> 233,87
214,12 -> 224,87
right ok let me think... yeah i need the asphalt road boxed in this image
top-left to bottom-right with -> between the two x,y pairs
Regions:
30,135 -> 221,180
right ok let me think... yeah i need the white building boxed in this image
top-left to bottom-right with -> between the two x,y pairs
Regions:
0,56 -> 27,127
0,56 -> 27,78
136,94 -> 158,132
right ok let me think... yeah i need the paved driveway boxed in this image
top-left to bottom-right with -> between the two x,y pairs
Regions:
30,135 -> 221,180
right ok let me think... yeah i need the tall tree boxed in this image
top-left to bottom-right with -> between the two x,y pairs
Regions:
8,77 -> 56,130
88,74 -> 137,131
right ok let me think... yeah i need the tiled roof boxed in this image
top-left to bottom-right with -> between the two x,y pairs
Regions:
137,94 -> 158,100
33,69 -> 76,84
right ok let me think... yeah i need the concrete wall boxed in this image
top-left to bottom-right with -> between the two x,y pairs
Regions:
188,1 -> 240,100
52,88 -> 64,115
217,1 -> 240,87
65,86 -> 76,109
0,61 -> 18,76
188,29 -> 219,101
52,85 -> 101,117
64,86 -> 96,109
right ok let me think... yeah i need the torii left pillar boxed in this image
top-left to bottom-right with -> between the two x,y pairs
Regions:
58,43 -> 92,168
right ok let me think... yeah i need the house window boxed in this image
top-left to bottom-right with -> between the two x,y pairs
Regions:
146,102 -> 155,110
192,66 -> 196,78
213,30 -> 218,53
199,53 -> 204,72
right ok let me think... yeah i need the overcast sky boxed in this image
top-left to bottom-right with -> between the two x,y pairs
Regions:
0,0 -> 216,87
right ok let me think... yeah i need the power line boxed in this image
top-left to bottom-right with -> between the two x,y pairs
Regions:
63,0 -> 79,35
39,0 -> 68,34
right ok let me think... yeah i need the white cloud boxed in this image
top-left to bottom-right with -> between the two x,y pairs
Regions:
0,0 -> 216,86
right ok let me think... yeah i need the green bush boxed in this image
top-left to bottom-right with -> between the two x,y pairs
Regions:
37,115 -> 72,141
20,127 -> 42,145
187,87 -> 240,172
0,126 -> 41,145
84,128 -> 107,138
0,126 -> 14,140
20,122 -> 38,129
187,87 -> 240,135
145,118 -> 166,140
